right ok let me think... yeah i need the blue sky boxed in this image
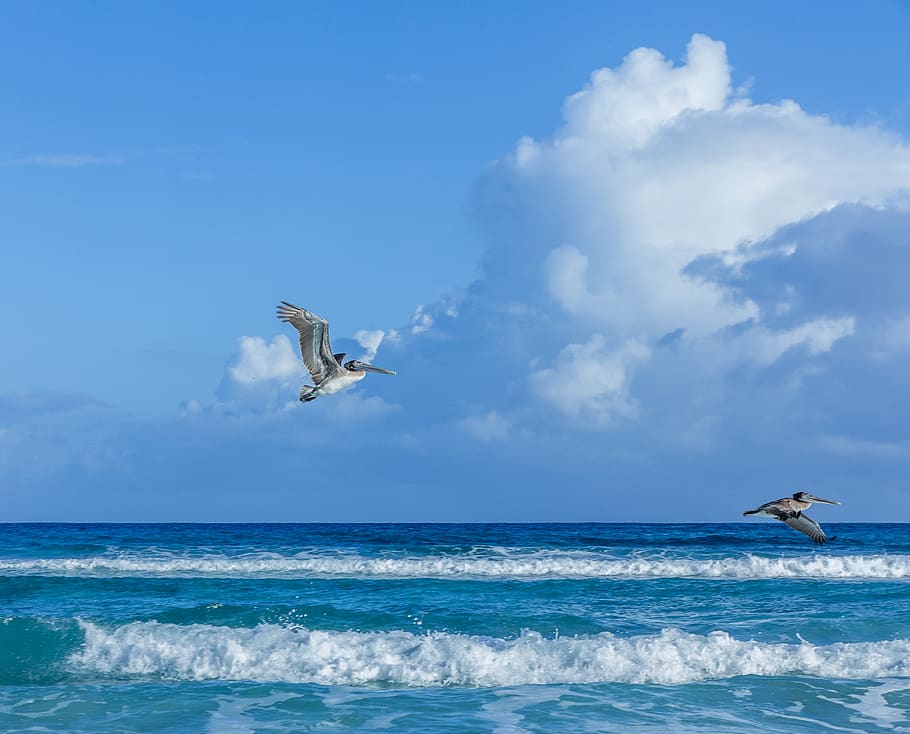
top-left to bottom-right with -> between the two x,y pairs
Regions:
2,2 -> 910,521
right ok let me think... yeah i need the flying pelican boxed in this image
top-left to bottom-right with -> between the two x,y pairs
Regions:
276,301 -> 396,402
742,491 -> 841,545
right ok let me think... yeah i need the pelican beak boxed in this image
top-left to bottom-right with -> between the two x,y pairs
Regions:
806,494 -> 840,505
359,363 -> 396,375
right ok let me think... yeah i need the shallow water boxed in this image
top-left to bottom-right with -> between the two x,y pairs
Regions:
1,523 -> 908,732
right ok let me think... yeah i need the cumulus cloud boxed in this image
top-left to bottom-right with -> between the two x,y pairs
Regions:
560,34 -> 731,149
226,335 -> 303,385
205,330 -> 400,424
212,335 -> 303,413
67,34 -> 910,470
530,335 -> 650,425
488,34 -> 910,322
476,33 -> 910,428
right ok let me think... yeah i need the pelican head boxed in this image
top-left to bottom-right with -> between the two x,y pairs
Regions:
344,359 -> 397,375
793,491 -> 840,505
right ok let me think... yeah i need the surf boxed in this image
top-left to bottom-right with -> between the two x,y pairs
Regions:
72,620 -> 910,686
5,552 -> 910,579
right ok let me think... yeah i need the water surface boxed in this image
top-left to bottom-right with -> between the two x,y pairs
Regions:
2,523 -> 908,732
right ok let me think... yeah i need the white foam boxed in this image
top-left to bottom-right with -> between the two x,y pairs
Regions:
5,553 -> 910,580
841,679 -> 910,729
73,621 -> 910,686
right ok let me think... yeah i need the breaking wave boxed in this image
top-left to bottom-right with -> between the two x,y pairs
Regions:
73,621 -> 910,686
4,552 -> 910,579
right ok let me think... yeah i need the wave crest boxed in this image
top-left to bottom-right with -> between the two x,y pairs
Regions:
5,553 -> 910,579
74,621 -> 910,686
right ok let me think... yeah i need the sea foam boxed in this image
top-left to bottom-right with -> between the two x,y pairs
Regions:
74,621 -> 910,686
6,553 -> 910,579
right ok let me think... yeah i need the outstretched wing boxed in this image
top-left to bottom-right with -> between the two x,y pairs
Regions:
276,302 -> 340,386
782,513 -> 828,545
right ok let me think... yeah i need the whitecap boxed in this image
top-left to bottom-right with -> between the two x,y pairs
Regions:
6,552 -> 910,580
72,621 -> 910,687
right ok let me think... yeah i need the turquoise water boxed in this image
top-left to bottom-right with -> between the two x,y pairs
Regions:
2,523 -> 909,732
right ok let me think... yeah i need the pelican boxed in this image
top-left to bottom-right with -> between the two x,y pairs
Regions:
742,491 -> 840,545
276,301 -> 396,402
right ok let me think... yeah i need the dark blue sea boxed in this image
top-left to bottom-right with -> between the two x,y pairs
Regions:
2,523 -> 909,732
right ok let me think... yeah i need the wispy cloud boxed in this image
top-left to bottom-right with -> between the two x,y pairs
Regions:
457,411 -> 513,442
1,145 -> 206,168
384,72 -> 424,84
818,435 -> 910,459
2,153 -> 125,168
0,388 -> 109,418
181,172 -> 214,182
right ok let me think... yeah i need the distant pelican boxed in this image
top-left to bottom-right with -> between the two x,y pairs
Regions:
276,301 -> 396,402
743,491 -> 841,545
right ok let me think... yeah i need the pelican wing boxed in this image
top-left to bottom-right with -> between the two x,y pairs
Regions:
276,302 -> 340,386
759,498 -> 795,513
782,513 -> 828,545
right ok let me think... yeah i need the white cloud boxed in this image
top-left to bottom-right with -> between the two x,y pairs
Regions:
354,329 -> 385,362
457,411 -> 513,442
210,332 -> 398,423
494,33 -> 910,343
475,33 -> 910,428
560,34 -> 730,151
544,243 -> 754,336
226,335 -> 303,385
214,335 -> 305,413
410,305 -> 433,335
7,35 -> 910,520
740,317 -> 856,365
530,335 -> 650,425
381,294 -> 462,345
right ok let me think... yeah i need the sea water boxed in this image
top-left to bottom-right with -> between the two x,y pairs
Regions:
1,523 -> 909,732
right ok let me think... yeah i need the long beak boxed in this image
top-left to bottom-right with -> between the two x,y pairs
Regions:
361,363 -> 396,375
806,494 -> 840,505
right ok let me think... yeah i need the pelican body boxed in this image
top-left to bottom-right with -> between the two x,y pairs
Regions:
277,301 -> 396,402
743,491 -> 840,545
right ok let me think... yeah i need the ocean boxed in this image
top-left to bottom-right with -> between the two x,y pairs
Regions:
1,522 -> 909,732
